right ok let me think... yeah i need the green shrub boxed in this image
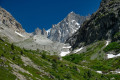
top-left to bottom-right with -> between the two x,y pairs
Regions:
11,43 -> 14,50
12,56 -> 15,60
41,53 -> 46,59
52,62 -> 57,69
103,42 -> 120,52
114,32 -> 120,39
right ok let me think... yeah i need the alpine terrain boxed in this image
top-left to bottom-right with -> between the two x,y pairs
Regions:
47,12 -> 87,43
0,0 -> 120,80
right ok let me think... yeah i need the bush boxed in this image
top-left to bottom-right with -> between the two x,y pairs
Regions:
103,42 -> 120,52
64,73 -> 71,79
20,50 -> 23,55
114,32 -> 120,39
11,43 -> 14,50
1,54 -> 4,57
52,62 -> 57,69
41,53 -> 46,59
12,56 -> 15,60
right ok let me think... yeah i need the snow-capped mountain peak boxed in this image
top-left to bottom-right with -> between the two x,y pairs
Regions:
46,28 -> 51,35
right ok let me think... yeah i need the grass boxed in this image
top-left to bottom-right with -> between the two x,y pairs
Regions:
63,41 -> 120,79
103,42 -> 120,52
0,37 -> 120,80
0,66 -> 16,80
114,32 -> 120,39
0,38 -> 107,80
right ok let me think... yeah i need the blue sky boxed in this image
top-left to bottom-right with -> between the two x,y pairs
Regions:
1,0 -> 101,32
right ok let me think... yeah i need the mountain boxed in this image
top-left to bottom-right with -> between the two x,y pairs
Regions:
47,12 -> 87,43
0,7 -> 64,54
0,38 -> 111,80
33,27 -> 47,36
63,0 -> 120,78
66,0 -> 120,49
0,0 -> 120,80
0,7 -> 24,33
0,7 -> 30,42
33,27 -> 42,35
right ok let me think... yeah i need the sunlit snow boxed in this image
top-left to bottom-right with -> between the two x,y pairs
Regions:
58,30 -> 61,35
111,70 -> 120,74
63,46 -> 71,49
96,71 -> 102,74
15,31 -> 25,37
60,51 -> 70,56
71,20 -> 75,23
107,53 -> 120,59
106,41 -> 110,46
73,47 -> 83,53
75,22 -> 80,26
46,29 -> 51,35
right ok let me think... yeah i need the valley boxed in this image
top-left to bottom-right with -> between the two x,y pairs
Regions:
0,0 -> 120,80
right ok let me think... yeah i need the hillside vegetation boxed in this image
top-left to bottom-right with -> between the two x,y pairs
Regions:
64,41 -> 120,80
0,37 -> 112,80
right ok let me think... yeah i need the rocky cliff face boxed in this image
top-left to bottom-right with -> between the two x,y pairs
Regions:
33,27 -> 42,35
48,12 -> 87,43
42,28 -> 47,36
0,7 -> 25,33
66,0 -> 120,49
0,7 -> 65,53
33,28 -> 47,37
0,7 -> 30,42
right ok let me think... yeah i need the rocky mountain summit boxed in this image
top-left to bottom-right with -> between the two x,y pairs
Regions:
33,27 -> 47,36
66,0 -> 120,49
47,12 -> 87,43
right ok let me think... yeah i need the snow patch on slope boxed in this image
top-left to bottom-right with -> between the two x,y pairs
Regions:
96,71 -> 102,74
58,30 -> 61,35
71,20 -> 76,23
15,31 -> 25,37
111,70 -> 120,74
106,41 -> 110,46
60,51 -> 70,57
75,22 -> 80,26
60,44 -> 71,56
46,28 -> 51,35
73,47 -> 83,53
63,46 -> 71,49
107,53 -> 120,59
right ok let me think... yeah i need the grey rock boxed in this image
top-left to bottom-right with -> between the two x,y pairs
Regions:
42,28 -> 47,37
0,7 -> 30,42
48,12 -> 87,43
33,28 -> 47,37
33,27 -> 42,35
0,7 -> 25,33
66,0 -> 120,49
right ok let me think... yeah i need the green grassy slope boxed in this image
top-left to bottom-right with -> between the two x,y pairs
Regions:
64,41 -> 120,80
0,38 -> 110,80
